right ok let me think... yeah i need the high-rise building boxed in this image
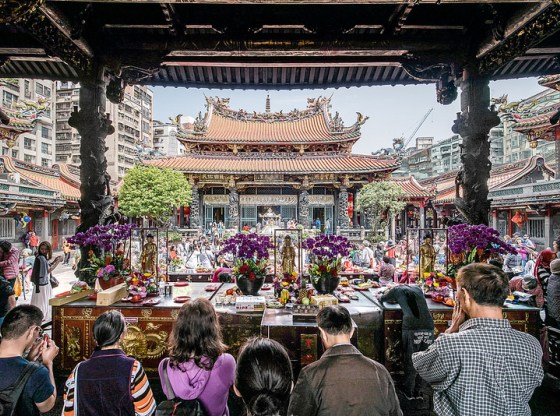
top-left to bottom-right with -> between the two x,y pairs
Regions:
0,78 -> 55,167
415,136 -> 433,150
152,119 -> 187,157
55,83 -> 153,181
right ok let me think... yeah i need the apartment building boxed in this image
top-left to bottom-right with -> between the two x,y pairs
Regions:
0,78 -> 55,167
55,83 -> 153,181
152,119 -> 184,156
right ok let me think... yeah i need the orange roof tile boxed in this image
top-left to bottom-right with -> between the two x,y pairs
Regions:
391,176 -> 434,198
146,154 -> 398,174
190,112 -> 359,144
2,158 -> 81,201
177,96 -> 362,145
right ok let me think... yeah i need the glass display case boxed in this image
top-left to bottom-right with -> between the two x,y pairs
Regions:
129,227 -> 168,281
273,228 -> 303,277
404,228 -> 448,283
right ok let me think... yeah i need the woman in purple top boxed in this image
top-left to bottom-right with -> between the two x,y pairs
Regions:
158,298 -> 235,416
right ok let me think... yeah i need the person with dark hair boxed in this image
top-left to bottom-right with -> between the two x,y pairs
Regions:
235,337 -> 293,416
63,310 -> 156,416
0,240 -> 20,290
413,263 -> 543,416
379,285 -> 434,400
0,305 -> 59,415
288,305 -> 402,416
30,241 -> 62,323
379,255 -> 396,285
159,298 -> 235,416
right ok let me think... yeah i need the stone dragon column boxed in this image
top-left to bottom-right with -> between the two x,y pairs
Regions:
298,189 -> 311,228
452,66 -> 500,225
338,187 -> 350,228
189,185 -> 200,228
228,187 -> 240,231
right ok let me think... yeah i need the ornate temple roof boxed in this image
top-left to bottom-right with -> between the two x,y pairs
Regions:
0,157 -> 81,202
418,156 -> 554,204
176,96 -> 365,149
391,176 -> 434,199
146,153 -> 397,175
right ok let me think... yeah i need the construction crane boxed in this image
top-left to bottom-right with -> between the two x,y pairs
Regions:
401,107 -> 434,150
371,107 -> 433,156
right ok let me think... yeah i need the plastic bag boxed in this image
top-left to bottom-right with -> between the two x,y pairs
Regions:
13,276 -> 22,297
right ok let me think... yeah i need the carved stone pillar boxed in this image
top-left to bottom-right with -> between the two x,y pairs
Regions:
228,187 -> 239,230
420,201 -> 426,229
338,187 -> 350,228
189,185 -> 200,228
352,190 -> 358,227
68,68 -> 114,233
452,66 -> 500,225
298,189 -> 310,228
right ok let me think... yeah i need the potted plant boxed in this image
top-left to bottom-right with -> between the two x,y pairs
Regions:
303,235 -> 351,294
447,224 -> 517,277
67,223 -> 136,288
219,233 -> 273,295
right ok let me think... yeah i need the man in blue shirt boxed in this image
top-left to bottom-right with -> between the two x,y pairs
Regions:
0,305 -> 59,415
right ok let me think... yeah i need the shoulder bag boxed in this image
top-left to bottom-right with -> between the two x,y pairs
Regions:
49,273 -> 60,288
156,358 -> 207,416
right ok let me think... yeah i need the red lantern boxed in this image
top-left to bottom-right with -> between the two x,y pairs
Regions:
347,193 -> 354,219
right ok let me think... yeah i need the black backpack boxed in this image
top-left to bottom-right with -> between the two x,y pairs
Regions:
0,362 -> 39,416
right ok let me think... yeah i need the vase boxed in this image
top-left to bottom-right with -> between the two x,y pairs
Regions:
98,275 -> 125,290
236,276 -> 264,296
311,276 -> 340,294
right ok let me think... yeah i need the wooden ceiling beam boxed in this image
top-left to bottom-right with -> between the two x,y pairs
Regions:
478,1 -> 560,75
39,3 -> 94,58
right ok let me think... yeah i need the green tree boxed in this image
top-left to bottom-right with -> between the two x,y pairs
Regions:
357,181 -> 406,234
118,166 -> 192,225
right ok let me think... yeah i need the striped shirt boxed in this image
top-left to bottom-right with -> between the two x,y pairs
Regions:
63,360 -> 156,416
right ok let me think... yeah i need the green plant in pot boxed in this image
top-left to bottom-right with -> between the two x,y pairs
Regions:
303,235 -> 351,294
219,233 -> 273,295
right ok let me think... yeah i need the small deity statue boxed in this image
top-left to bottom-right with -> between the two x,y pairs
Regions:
419,236 -> 436,276
281,235 -> 296,275
141,234 -> 157,273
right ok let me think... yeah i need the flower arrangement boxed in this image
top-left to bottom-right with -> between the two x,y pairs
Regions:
303,235 -> 351,285
126,271 -> 159,301
68,223 -> 136,285
169,256 -> 184,271
273,271 -> 300,295
68,223 -> 136,251
219,233 -> 273,282
447,224 -> 517,276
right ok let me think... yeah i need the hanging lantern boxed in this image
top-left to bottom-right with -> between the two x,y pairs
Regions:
347,193 -> 354,219
511,210 -> 527,226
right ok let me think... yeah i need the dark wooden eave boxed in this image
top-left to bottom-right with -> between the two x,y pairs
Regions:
1,1 -> 559,88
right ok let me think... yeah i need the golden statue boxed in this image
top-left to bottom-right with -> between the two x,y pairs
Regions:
281,235 -> 296,275
141,234 -> 157,273
419,236 -> 436,276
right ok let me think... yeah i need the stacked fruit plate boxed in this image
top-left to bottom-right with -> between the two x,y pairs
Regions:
431,293 -> 455,307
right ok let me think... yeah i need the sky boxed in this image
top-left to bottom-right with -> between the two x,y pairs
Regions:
152,77 -> 545,155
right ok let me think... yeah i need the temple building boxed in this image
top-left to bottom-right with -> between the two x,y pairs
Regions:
146,96 -> 398,231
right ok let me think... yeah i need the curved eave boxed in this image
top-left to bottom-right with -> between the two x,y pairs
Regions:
176,133 -> 360,146
144,154 -> 399,175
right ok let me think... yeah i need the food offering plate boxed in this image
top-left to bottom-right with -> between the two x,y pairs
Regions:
174,296 -> 191,303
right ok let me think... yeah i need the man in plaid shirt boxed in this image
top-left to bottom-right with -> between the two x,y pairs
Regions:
412,263 -> 543,416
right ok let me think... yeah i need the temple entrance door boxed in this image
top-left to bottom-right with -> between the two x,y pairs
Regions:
311,207 -> 325,232
205,205 -> 226,230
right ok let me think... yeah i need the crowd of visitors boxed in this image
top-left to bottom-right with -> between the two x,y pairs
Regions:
0,230 -> 559,415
